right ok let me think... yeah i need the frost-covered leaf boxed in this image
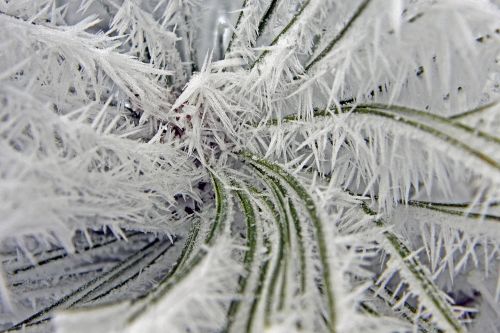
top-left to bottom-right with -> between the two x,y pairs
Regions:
1,0 -> 499,332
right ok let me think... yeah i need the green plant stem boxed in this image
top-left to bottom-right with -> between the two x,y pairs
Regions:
225,190 -> 258,332
11,231 -> 142,275
405,201 -> 500,222
208,173 -> 229,243
226,0 -> 249,55
126,173 -> 228,324
250,166 -> 309,320
264,104 -> 499,170
304,0 -> 372,72
83,238 -> 178,304
245,238 -> 271,333
365,286 -> 437,333
361,203 -> 464,332
250,0 -> 311,70
243,152 -> 337,333
449,101 -> 499,120
356,103 -> 500,143
253,167 -> 305,294
10,238 -> 164,329
344,189 -> 500,222
255,0 -> 281,46
248,185 -> 289,323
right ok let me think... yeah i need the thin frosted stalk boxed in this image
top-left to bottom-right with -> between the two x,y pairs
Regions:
225,191 -> 258,332
10,238 -> 164,329
406,201 -> 500,222
265,104 -> 500,170
366,286 -> 435,332
207,173 -> 230,244
126,174 -> 229,324
11,232 -> 141,275
253,167 -> 305,294
243,152 -> 337,333
250,0 -> 311,69
449,101 -> 499,120
255,0 -> 281,46
248,185 -> 289,322
226,0 -> 249,54
346,190 -> 500,222
304,0 -> 372,72
356,104 -> 500,144
362,204 -> 464,332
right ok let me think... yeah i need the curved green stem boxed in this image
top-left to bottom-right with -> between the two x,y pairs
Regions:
255,0 -> 281,46
126,173 -> 228,324
226,0 -> 249,55
304,0 -> 372,72
243,152 -> 337,333
449,101 -> 499,120
264,104 -> 499,170
250,0 -> 311,70
10,238 -> 164,329
355,103 -> 500,144
249,185 -> 288,322
225,190 -> 258,332
362,204 -> 464,332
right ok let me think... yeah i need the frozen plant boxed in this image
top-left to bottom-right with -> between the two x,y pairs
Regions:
0,0 -> 499,332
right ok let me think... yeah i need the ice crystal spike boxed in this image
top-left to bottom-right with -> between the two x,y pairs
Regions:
0,1 -> 499,332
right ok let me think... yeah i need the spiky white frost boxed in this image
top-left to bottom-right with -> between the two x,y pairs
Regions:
0,0 -> 499,332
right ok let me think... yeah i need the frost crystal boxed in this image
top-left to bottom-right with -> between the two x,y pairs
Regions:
0,0 -> 499,332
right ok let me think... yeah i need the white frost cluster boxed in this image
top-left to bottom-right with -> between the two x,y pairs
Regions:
0,0 -> 499,332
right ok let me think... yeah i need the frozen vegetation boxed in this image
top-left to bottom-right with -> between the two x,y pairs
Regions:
0,0 -> 499,332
